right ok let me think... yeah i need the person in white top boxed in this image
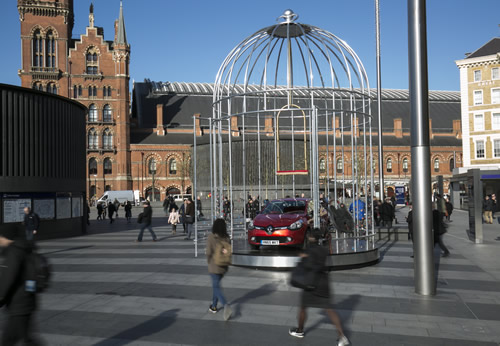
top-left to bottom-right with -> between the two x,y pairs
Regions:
168,208 -> 180,235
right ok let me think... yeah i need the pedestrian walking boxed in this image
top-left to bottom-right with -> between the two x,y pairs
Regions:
168,208 -> 180,235
289,228 -> 350,345
86,201 -> 91,226
23,207 -> 39,241
124,201 -> 132,223
113,198 -> 120,218
163,197 -> 170,217
136,201 -> 158,242
373,198 -> 381,227
349,196 -> 366,222
380,197 -> 395,233
184,197 -> 196,240
196,196 -> 203,220
406,203 -> 414,257
433,203 -> 450,257
0,224 -> 42,345
97,203 -> 103,220
445,197 -> 453,222
108,202 -> 116,224
491,194 -> 498,219
206,218 -> 232,320
483,195 -> 494,224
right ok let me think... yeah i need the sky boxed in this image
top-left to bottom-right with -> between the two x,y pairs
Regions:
1,0 -> 499,91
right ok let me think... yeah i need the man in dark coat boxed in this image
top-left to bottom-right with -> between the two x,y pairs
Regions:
483,195 -> 494,224
96,203 -> 103,220
23,207 -> 39,241
0,224 -> 40,345
137,201 -> 157,242
433,203 -> 450,257
329,203 -> 354,233
380,197 -> 395,232
445,197 -> 453,222
289,229 -> 349,345
196,196 -> 203,220
107,202 -> 116,224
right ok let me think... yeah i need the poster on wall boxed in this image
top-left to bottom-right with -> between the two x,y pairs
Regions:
72,196 -> 81,218
56,196 -> 71,219
33,199 -> 55,220
3,198 -> 32,223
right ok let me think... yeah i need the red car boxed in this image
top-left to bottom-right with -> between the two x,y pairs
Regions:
247,198 -> 312,249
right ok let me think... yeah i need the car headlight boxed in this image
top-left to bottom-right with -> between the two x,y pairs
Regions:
248,221 -> 255,230
289,219 -> 303,230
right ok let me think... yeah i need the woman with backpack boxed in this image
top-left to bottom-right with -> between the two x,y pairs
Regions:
206,218 -> 232,320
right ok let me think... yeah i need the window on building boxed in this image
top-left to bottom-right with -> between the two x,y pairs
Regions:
88,129 -> 98,149
474,90 -> 483,105
474,114 -> 484,131
169,159 -> 177,174
493,113 -> 500,130
492,68 -> 500,80
494,140 -> 500,158
103,129 -> 113,149
73,85 -> 78,98
103,105 -> 112,122
90,185 -> 96,197
105,185 -> 111,191
434,158 -> 440,172
492,88 -> 500,104
476,140 -> 485,159
32,82 -> 43,91
319,158 -> 326,173
474,70 -> 481,82
386,158 -> 392,173
336,158 -> 343,173
47,83 -> 57,94
88,158 -> 97,175
103,158 -> 112,174
402,158 -> 409,173
103,86 -> 112,97
149,159 -> 157,175
86,48 -> 98,75
88,104 -> 97,122
88,86 -> 97,97
449,158 -> 455,171
45,30 -> 56,68
78,85 -> 82,96
32,29 -> 43,68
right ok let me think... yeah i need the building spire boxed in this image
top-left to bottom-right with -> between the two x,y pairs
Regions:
115,0 -> 127,45
89,2 -> 94,28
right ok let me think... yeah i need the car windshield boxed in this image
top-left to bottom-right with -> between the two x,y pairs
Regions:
262,200 -> 306,214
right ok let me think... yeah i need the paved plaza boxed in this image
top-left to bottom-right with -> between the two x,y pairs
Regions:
1,206 -> 500,345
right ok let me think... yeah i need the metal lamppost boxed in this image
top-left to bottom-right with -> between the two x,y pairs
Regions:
93,174 -> 97,199
151,159 -> 157,202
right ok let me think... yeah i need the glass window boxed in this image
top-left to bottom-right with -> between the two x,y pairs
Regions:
494,140 -> 500,158
78,85 -> 82,96
103,129 -> 113,149
336,158 -> 343,173
45,30 -> 56,68
88,104 -> 97,122
474,114 -> 484,131
32,29 -> 43,68
86,48 -> 98,74
493,113 -> 500,130
319,158 -> 326,173
386,158 -> 392,173
169,159 -> 177,174
449,158 -> 455,171
89,158 -> 97,174
476,140 -> 485,159
492,88 -> 500,104
88,129 -> 98,149
434,158 -> 440,172
474,90 -> 483,105
402,158 -> 409,172
47,83 -> 57,94
73,85 -> 78,98
103,158 -> 112,174
474,70 -> 481,82
492,67 -> 499,80
103,105 -> 112,122
149,159 -> 157,175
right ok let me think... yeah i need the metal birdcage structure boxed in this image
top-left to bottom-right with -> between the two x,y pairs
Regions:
193,9 -> 376,253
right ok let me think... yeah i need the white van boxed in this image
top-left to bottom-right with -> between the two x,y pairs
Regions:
173,194 -> 191,202
97,190 -> 135,206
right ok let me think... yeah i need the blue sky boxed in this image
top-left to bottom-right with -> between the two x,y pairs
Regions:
1,0 -> 499,91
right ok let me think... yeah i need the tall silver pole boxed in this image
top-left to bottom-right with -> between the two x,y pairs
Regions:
408,0 -> 435,296
193,115 -> 198,257
375,0 -> 385,198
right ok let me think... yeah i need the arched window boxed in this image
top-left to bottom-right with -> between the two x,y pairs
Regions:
319,158 -> 326,173
336,158 -> 343,173
73,85 -> 78,98
86,48 -> 98,74
434,158 -> 440,172
149,158 -> 157,175
386,158 -> 393,173
32,82 -> 43,91
88,104 -> 97,122
88,85 -> 97,97
103,158 -> 112,175
402,158 -> 409,173
88,129 -> 98,149
47,83 -> 57,94
32,29 -> 43,68
169,158 -> 177,174
449,158 -> 455,172
103,86 -> 112,98
103,129 -> 113,149
88,158 -> 97,174
45,30 -> 56,68
103,105 -> 112,122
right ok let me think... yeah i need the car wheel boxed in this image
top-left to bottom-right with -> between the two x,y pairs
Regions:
302,230 -> 310,249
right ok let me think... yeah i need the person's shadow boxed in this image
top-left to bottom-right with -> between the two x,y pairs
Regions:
306,294 -> 361,337
230,283 -> 278,318
92,309 -> 179,346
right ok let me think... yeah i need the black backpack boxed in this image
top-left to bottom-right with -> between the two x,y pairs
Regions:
25,252 -> 51,293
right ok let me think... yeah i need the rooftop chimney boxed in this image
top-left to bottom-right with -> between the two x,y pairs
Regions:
156,104 -> 165,136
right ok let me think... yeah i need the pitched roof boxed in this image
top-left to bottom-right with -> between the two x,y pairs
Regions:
115,1 -> 127,45
466,37 -> 500,59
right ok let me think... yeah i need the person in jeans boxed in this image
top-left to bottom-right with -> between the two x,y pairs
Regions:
289,228 -> 350,345
124,201 -> 132,223
433,203 -> 450,257
136,201 -> 157,242
206,218 -> 232,320
184,197 -> 196,240
380,197 -> 395,233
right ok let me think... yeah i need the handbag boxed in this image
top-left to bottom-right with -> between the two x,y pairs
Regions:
290,258 -> 317,291
137,212 -> 143,224
185,215 -> 195,224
